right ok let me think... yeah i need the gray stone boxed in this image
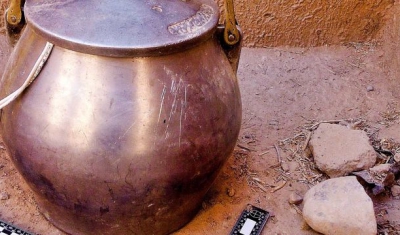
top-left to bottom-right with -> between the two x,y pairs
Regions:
303,176 -> 377,235
310,123 -> 376,177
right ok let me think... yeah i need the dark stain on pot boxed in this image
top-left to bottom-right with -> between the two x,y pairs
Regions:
74,202 -> 87,212
167,172 -> 211,195
39,174 -> 55,192
100,206 -> 110,215
108,187 -> 115,201
12,149 -> 75,211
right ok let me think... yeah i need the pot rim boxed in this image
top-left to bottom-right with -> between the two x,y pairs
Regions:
24,0 -> 219,57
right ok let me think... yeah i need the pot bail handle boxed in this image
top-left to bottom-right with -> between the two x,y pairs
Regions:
223,0 -> 240,46
218,0 -> 242,75
5,0 -> 26,45
0,42 -> 54,110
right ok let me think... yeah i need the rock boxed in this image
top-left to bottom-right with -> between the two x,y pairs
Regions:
0,192 -> 9,200
391,185 -> 400,197
395,153 -> 400,162
289,192 -> 303,205
370,164 -> 391,175
372,184 -> 385,195
351,170 -> 387,195
303,176 -> 377,235
310,123 -> 376,177
366,85 -> 374,92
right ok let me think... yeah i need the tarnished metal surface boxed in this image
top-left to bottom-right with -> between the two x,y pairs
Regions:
24,0 -> 220,57
0,26 -> 242,235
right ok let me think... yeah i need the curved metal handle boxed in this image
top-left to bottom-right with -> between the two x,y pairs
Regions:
223,0 -> 240,46
5,0 -> 26,45
6,0 -> 23,26
218,0 -> 242,75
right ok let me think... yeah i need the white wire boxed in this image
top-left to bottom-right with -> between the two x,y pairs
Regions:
0,42 -> 54,109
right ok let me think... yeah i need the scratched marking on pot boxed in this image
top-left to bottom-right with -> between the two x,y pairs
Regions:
158,85 -> 167,123
168,4 -> 214,35
165,80 -> 180,138
164,78 -> 187,143
115,121 -> 137,146
179,86 -> 188,147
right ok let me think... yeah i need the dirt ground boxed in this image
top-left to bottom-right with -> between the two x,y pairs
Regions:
2,10 -> 400,235
1,39 -> 400,234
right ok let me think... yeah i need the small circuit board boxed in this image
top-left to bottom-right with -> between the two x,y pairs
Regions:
0,220 -> 32,235
230,204 -> 270,235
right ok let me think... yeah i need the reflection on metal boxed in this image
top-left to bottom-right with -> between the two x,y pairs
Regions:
0,0 -> 243,234
133,59 -> 153,155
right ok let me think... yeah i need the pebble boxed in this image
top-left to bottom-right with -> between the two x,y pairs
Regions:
367,85 -> 374,91
0,192 -> 9,200
394,153 -> 400,162
289,192 -> 303,205
227,188 -> 235,197
281,162 -> 290,172
391,185 -> 400,197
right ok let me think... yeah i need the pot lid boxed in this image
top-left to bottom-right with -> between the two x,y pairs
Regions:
24,0 -> 219,57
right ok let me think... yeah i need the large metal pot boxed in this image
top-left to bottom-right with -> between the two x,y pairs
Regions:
0,0 -> 242,234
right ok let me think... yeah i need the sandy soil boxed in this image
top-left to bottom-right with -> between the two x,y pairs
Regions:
0,35 -> 400,235
175,44 -> 400,235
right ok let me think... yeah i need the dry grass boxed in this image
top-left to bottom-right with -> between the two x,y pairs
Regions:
277,113 -> 400,234
276,117 -> 390,187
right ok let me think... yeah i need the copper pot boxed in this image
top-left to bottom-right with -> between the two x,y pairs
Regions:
0,0 -> 242,234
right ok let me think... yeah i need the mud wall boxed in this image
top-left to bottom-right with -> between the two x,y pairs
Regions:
0,0 -> 6,34
380,1 -> 400,83
218,0 -> 395,47
0,0 -> 396,47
